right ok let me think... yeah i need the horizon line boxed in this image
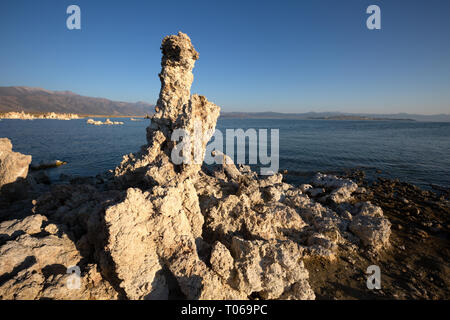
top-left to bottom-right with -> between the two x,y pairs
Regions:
1,85 -> 449,117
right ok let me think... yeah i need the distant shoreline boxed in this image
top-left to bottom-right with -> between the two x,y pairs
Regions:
80,115 -> 150,118
0,111 -> 151,120
219,112 -> 450,122
2,111 -> 449,122
219,114 -> 416,121
305,116 -> 415,121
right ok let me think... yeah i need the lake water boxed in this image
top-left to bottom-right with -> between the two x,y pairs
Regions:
1,118 -> 449,189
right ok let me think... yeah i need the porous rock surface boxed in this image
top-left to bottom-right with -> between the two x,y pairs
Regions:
0,214 -> 117,299
0,32 -> 391,300
0,138 -> 32,190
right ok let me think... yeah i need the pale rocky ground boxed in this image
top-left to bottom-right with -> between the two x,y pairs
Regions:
0,32 -> 399,300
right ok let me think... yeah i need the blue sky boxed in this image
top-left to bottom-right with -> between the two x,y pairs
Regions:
1,0 -> 449,114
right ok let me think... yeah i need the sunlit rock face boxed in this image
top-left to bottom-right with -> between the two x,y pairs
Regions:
0,138 -> 32,193
115,32 -> 220,187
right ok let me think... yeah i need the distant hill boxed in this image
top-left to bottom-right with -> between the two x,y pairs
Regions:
220,111 -> 450,122
2,87 -> 448,121
0,86 -> 154,116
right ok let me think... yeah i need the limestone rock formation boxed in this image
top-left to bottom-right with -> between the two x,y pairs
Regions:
311,173 -> 358,203
115,32 -> 220,187
0,32 -> 393,300
0,138 -> 32,190
230,237 -> 315,300
0,214 -> 46,244
0,214 -> 117,299
86,118 -> 124,126
210,241 -> 235,282
349,202 -> 391,251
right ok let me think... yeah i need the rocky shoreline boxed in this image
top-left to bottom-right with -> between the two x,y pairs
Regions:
0,112 -> 138,121
301,170 -> 449,299
0,32 -> 448,300
0,111 -> 81,120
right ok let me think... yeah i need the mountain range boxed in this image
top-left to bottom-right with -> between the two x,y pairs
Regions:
0,86 -> 154,116
1,86 -> 448,121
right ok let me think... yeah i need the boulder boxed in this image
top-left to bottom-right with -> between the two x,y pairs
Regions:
349,203 -> 391,251
312,173 -> 358,203
103,187 -> 244,300
0,214 -> 117,299
210,241 -> 235,282
0,138 -> 32,190
230,237 -> 315,300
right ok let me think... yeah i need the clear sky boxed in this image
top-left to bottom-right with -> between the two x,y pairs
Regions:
1,0 -> 449,114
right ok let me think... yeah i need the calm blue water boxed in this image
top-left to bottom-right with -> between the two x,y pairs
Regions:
1,118 -> 449,188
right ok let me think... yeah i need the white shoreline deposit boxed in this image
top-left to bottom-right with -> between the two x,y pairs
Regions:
86,118 -> 124,125
0,111 -> 81,120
